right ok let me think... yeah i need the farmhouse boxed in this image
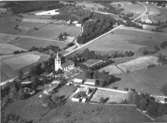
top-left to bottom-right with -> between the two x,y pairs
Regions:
82,59 -> 104,68
72,78 -> 83,84
84,79 -> 96,86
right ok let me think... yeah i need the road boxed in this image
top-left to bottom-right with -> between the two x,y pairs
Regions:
63,25 -> 123,57
63,2 -> 148,57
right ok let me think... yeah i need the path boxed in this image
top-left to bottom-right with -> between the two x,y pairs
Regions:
63,25 -> 122,56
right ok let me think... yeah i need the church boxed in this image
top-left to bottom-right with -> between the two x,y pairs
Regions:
54,53 -> 75,72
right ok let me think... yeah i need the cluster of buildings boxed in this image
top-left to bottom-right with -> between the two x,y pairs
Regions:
70,87 -> 96,103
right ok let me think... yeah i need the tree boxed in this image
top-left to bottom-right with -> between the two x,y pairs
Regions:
161,84 -> 167,96
18,70 -> 24,80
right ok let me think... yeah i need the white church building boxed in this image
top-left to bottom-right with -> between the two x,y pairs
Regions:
55,53 -> 74,72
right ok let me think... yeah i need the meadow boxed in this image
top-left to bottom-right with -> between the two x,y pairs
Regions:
9,37 -> 67,49
109,65 -> 167,96
5,97 -> 151,123
1,52 -> 49,82
110,2 -> 145,19
0,43 -> 25,55
84,27 -> 167,53
26,23 -> 81,39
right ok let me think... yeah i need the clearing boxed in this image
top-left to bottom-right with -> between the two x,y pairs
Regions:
83,26 -> 167,53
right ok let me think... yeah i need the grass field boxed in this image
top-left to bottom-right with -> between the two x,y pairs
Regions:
91,89 -> 128,103
41,102 -> 150,123
84,27 -> 167,53
144,4 -> 167,23
109,65 -> 167,96
26,23 -> 81,39
1,52 -> 49,82
0,43 -> 26,55
9,37 -> 67,49
0,16 -> 21,34
111,2 -> 145,19
5,99 -> 151,123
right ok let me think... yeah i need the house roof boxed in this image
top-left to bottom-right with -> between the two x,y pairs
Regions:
62,60 -> 74,67
83,59 -> 103,67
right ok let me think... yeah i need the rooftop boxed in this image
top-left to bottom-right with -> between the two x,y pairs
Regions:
83,59 -> 104,67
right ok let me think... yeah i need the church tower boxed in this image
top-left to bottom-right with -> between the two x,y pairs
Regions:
54,53 -> 62,72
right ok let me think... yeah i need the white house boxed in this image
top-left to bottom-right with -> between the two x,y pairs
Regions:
84,79 -> 96,86
34,9 -> 59,16
72,78 -> 83,84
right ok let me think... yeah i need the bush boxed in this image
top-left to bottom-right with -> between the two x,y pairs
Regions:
100,97 -> 109,103
160,41 -> 167,49
161,84 -> 167,96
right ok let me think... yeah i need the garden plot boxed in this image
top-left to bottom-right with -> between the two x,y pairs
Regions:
91,88 -> 128,103
99,65 -> 123,75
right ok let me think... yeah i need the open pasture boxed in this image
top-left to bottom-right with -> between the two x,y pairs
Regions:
2,53 -> 40,71
9,37 -> 67,49
111,2 -> 145,19
100,56 -> 159,75
109,65 -> 167,96
84,27 -> 167,53
1,52 -> 49,82
0,43 -> 25,55
0,15 -> 22,34
118,55 -> 159,73
145,4 -> 167,23
26,23 -> 81,39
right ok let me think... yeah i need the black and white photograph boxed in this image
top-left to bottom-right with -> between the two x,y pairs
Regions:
0,0 -> 167,123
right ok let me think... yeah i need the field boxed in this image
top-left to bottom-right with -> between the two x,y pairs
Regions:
91,89 -> 128,103
111,2 -> 145,19
0,52 -> 49,82
108,65 -> 167,96
41,102 -> 150,123
9,37 -> 67,49
5,98 -> 151,123
118,55 -> 159,72
26,23 -> 81,39
144,4 -> 167,23
84,26 -> 167,53
76,1 -> 105,11
0,14 -> 81,50
0,43 -> 25,55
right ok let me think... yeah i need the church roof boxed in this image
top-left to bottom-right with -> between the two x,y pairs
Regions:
62,60 -> 74,67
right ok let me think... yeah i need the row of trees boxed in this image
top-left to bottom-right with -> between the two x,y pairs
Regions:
29,45 -> 60,54
128,90 -> 167,117
70,49 -> 134,64
77,14 -> 116,44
